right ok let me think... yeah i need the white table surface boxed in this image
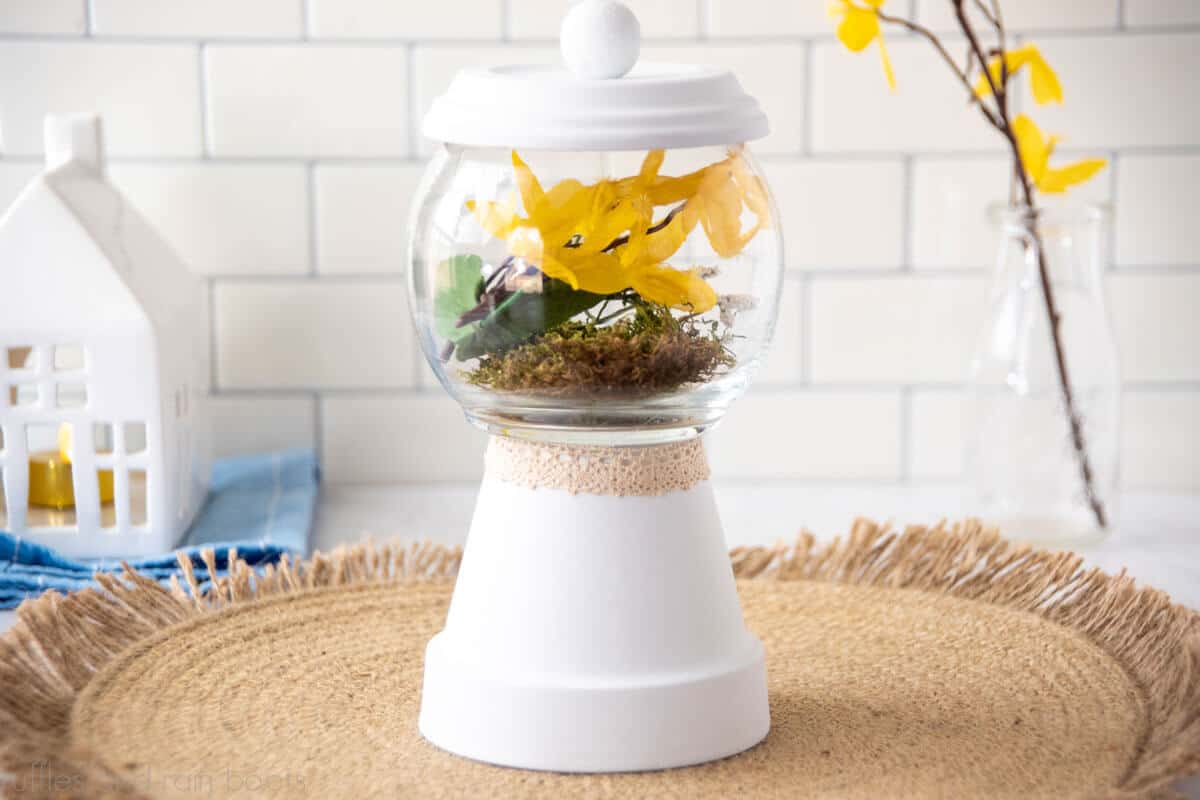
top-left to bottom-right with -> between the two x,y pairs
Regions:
313,484 -> 1199,602
2,484 -> 1197,795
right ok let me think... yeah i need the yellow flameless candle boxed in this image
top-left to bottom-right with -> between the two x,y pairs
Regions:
27,424 -> 115,510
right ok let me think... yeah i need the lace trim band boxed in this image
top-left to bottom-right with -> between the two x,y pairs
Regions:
485,437 -> 710,497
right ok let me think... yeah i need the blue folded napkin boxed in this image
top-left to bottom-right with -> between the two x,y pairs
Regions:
0,449 -> 318,609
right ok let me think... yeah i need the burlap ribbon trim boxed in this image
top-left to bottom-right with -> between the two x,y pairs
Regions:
0,520 -> 1198,799
484,436 -> 711,496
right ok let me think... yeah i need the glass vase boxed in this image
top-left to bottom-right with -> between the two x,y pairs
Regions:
964,205 -> 1120,547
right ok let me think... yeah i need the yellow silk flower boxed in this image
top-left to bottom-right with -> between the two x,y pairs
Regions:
975,44 -> 1063,105
1013,115 -> 1106,194
830,0 -> 896,90
469,150 -> 768,313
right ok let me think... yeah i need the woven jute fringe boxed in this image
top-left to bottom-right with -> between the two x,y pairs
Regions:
1,520 -> 1197,799
485,436 -> 711,496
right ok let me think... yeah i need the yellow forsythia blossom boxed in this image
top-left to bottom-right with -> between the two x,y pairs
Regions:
829,0 -> 895,90
1012,115 -> 1106,194
469,150 -> 769,313
975,44 -> 1063,105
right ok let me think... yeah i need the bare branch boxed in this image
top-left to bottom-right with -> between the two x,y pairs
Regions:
954,0 -> 1005,110
972,0 -> 1000,31
872,0 -> 1109,529
874,10 -> 1005,130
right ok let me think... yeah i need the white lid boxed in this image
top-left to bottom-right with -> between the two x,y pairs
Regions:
422,0 -> 769,151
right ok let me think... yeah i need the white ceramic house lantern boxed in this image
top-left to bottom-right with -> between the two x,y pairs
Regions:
410,0 -> 783,772
0,114 -> 210,559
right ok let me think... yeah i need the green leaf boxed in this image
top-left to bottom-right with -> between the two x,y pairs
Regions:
433,255 -> 485,342
454,279 -> 605,361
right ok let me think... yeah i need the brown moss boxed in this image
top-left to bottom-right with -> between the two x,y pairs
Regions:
465,311 -> 734,397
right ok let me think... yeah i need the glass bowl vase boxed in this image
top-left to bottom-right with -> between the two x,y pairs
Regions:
408,143 -> 783,445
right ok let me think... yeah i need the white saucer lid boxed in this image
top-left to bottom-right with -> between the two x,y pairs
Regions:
422,0 -> 769,152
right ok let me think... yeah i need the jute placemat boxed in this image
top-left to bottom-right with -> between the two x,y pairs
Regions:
1,520 -> 1197,799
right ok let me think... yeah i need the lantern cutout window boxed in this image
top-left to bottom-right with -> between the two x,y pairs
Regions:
0,113 -> 211,559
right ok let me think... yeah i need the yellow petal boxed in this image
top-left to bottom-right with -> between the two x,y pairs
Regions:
837,5 -> 880,53
582,194 -> 640,255
647,167 -> 706,206
511,151 -> 545,215
468,192 -> 521,240
537,253 -> 581,288
630,265 -> 717,312
877,35 -> 897,91
976,49 -> 1024,98
507,226 -> 543,263
1012,114 -> 1049,185
1037,158 -> 1107,194
638,150 -> 666,184
730,157 -> 767,215
570,181 -> 620,248
701,193 -> 746,258
1029,56 -> 1063,105
637,207 -> 695,266
568,252 -> 632,295
508,226 -> 586,289
975,45 -> 1062,105
543,179 -> 588,210
539,180 -> 598,244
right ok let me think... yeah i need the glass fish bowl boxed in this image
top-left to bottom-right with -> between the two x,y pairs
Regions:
408,144 -> 783,444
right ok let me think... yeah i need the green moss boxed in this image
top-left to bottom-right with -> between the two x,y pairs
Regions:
465,305 -> 734,397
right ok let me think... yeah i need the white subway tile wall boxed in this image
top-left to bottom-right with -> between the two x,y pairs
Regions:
205,45 -> 409,157
209,395 -> 317,459
915,0 -> 1119,33
314,164 -> 424,274
92,0 -> 304,37
0,0 -> 85,34
0,42 -> 201,156
108,164 -> 310,275
309,0 -> 503,39
214,281 -> 417,390
510,0 -> 698,39
0,0 -> 1195,490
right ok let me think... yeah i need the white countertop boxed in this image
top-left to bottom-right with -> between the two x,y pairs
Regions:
3,484 -> 1198,622
309,484 -> 1200,609
2,485 -> 1198,795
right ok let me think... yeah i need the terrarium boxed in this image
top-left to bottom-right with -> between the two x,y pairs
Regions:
411,0 -> 782,773
411,144 -> 780,442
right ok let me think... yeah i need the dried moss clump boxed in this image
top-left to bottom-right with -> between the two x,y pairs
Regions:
466,309 -> 734,397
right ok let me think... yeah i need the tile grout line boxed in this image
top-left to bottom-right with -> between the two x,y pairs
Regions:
179,380 -> 1200,398
191,263 -> 1200,284
405,42 -> 419,160
306,161 -> 319,277
301,0 -> 313,40
6,145 -> 1200,167
10,22 -> 1198,45
900,155 -> 914,272
197,43 -> 211,158
312,391 -> 324,470
500,0 -> 512,42
898,386 -> 913,483
800,41 -> 813,157
798,274 -> 811,384
7,25 -> 1200,47
207,279 -> 220,395
1107,150 -> 1120,272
